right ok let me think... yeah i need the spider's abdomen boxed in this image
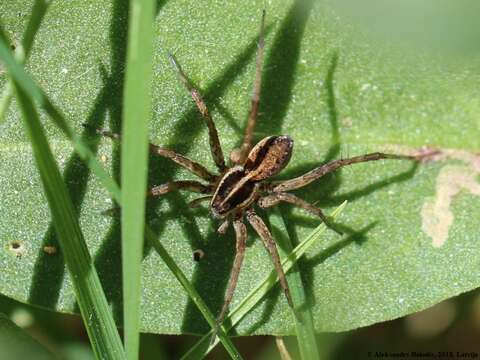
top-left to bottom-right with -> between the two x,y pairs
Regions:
211,166 -> 259,218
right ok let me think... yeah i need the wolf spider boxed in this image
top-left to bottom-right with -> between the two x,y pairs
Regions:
94,11 -> 421,333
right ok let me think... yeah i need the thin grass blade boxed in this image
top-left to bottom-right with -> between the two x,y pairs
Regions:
11,74 -> 125,360
181,201 -> 348,360
0,0 -> 49,122
121,0 -> 156,358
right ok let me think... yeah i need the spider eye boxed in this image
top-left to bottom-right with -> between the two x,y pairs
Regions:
244,135 -> 293,181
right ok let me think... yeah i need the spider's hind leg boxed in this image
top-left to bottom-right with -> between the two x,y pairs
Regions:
215,219 -> 247,332
258,192 -> 343,235
246,208 -> 294,308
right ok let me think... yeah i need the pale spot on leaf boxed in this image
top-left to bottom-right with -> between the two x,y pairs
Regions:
422,165 -> 480,247
381,144 -> 480,247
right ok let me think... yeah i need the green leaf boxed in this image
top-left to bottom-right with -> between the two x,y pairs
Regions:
1,0 -> 480,337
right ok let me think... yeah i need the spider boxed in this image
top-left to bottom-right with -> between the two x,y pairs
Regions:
93,11 -> 422,333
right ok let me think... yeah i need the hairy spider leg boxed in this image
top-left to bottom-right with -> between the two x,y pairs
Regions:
83,124 -> 216,183
149,144 -> 217,183
149,181 -> 212,197
215,219 -> 247,331
258,192 -> 343,235
169,54 -> 227,172
231,10 -> 266,165
246,208 -> 294,308
274,152 -> 417,192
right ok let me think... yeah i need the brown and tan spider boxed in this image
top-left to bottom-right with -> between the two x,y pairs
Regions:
94,11 -> 422,332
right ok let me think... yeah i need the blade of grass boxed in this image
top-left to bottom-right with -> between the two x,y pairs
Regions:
121,0 -> 155,358
269,207 -> 320,360
0,31 -> 243,359
0,0 -> 49,122
181,201 -> 348,360
10,66 -> 125,360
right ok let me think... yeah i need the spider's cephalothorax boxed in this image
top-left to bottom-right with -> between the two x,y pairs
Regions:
94,11 -> 421,334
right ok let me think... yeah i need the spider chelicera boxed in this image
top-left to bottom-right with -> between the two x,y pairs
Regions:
94,11 -> 422,331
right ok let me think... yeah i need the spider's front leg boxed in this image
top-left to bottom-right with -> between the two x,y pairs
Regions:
258,192 -> 343,235
246,208 -> 294,308
149,144 -> 217,183
169,55 -> 226,172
